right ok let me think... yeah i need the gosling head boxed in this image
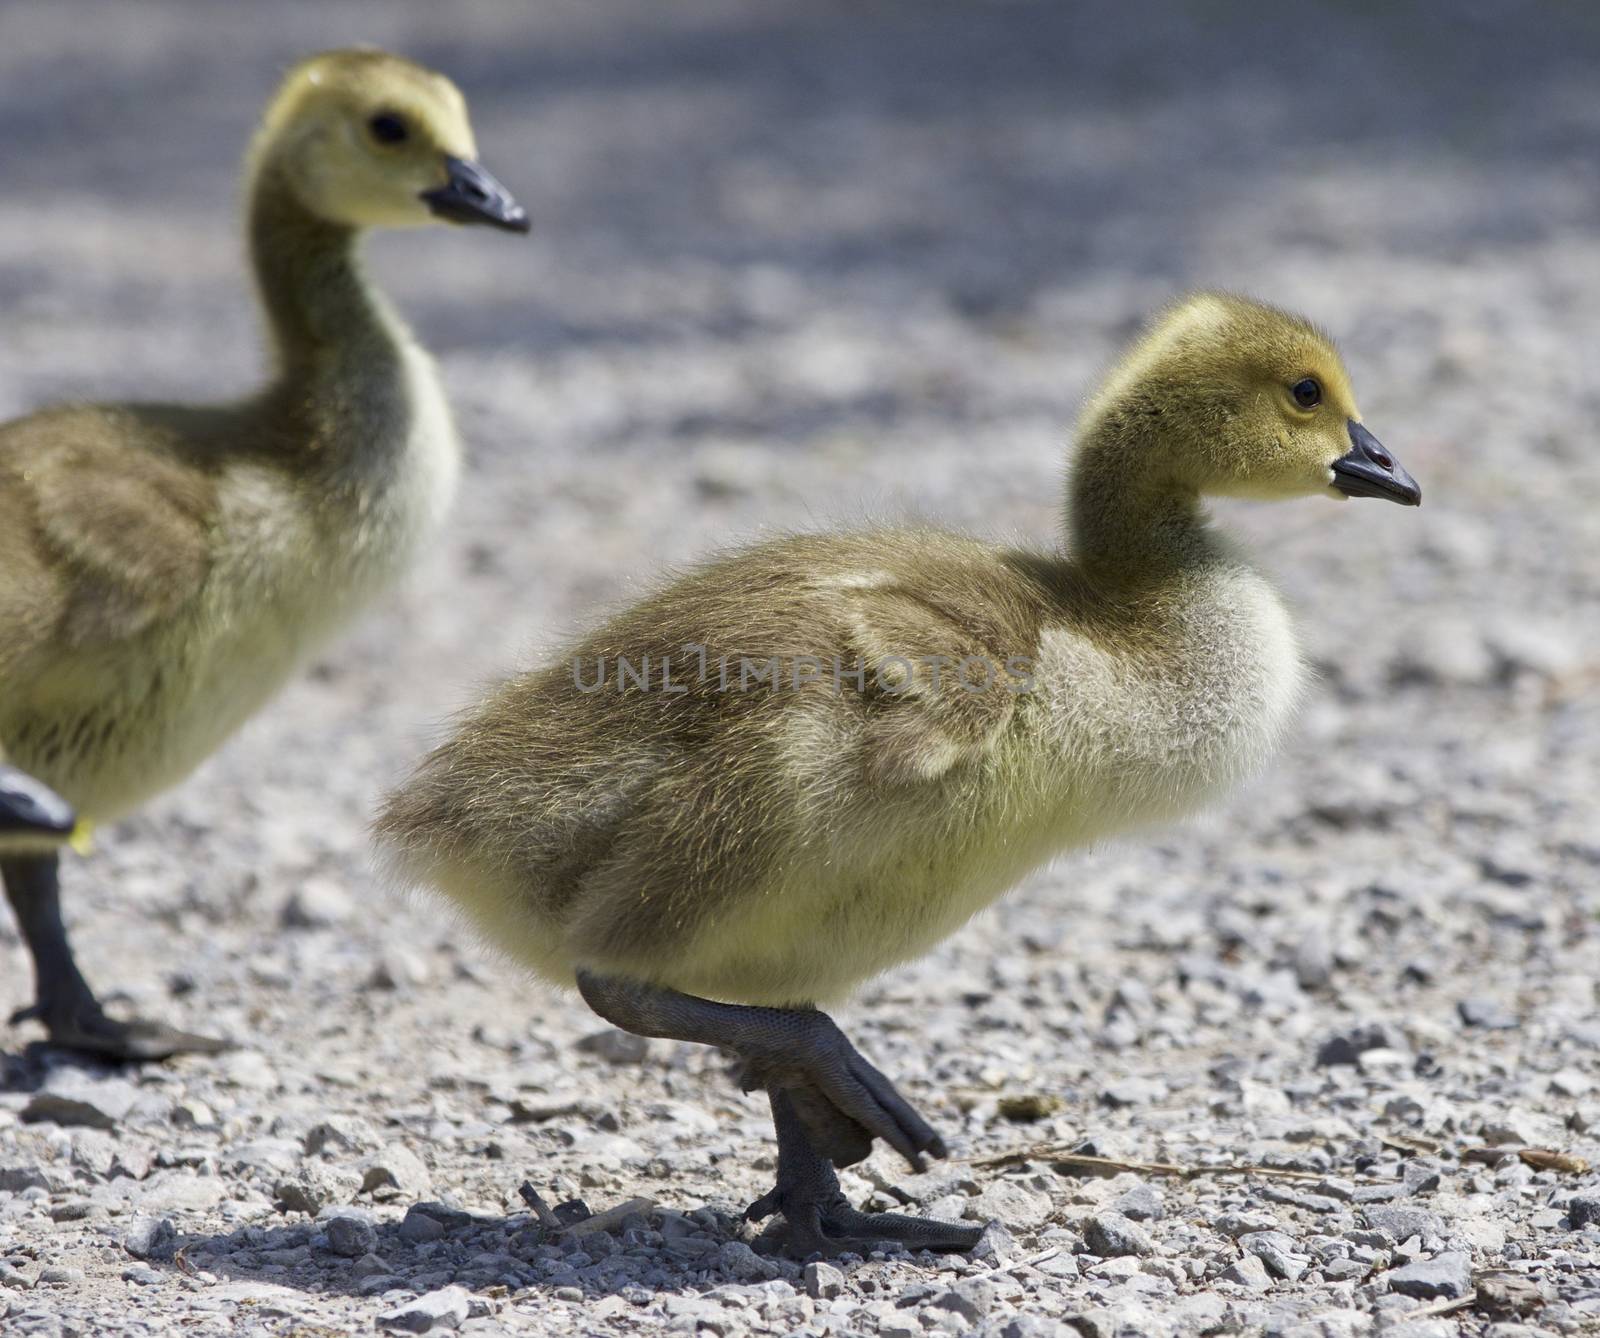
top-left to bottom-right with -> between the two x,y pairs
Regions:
1087,292 -> 1421,507
252,48 -> 530,234
0,763 -> 76,850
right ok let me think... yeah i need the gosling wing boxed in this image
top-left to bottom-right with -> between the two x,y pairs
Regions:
0,408 -> 216,657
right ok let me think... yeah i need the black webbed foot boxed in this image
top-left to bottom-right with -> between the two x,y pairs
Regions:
746,1089 -> 980,1258
4,853 -> 229,1063
11,998 -> 230,1062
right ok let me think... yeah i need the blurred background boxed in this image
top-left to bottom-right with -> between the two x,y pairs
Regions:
1,0 -> 1597,1320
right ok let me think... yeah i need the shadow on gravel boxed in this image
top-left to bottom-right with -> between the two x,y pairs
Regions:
158,1198 -> 848,1306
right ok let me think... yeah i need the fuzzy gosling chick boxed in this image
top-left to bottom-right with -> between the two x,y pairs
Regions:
377,293 -> 1421,1255
0,50 -> 528,1061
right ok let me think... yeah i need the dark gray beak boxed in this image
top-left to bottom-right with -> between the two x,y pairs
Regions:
0,764 -> 75,840
1332,420 -> 1421,506
421,155 -> 530,233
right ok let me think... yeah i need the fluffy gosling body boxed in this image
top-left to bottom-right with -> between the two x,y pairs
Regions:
378,292 -> 1421,1254
0,49 -> 528,1060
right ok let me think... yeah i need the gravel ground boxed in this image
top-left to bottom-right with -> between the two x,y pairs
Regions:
3,2 -> 1599,1335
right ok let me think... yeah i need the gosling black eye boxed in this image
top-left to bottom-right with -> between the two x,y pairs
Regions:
369,112 -> 409,145
1291,377 -> 1322,409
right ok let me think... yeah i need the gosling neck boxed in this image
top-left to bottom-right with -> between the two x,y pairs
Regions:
247,163 -> 408,388
1064,406 -> 1222,588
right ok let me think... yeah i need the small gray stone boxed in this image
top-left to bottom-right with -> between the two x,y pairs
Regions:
1458,998 -> 1517,1030
970,1179 -> 1052,1228
304,1116 -> 381,1158
1239,1230 -> 1310,1282
1099,1077 -> 1166,1108
378,1284 -> 472,1332
1568,1194 -> 1600,1228
1364,1206 -> 1445,1243
1112,1184 -> 1165,1222
1315,1024 -> 1394,1067
399,1205 -> 447,1244
932,1280 -> 995,1322
275,1166 -> 360,1216
716,1239 -> 776,1281
0,1166 -> 50,1193
361,1145 -> 433,1200
122,1215 -> 176,1261
1220,1254 -> 1272,1289
803,1260 -> 844,1299
1215,1209 -> 1281,1238
280,877 -> 354,928
121,1264 -> 164,1287
970,1219 -> 1020,1265
1082,1211 -> 1153,1257
984,1317 -> 1077,1338
574,1028 -> 651,1064
1387,1251 -> 1471,1300
352,1252 -> 394,1279
323,1210 -> 378,1258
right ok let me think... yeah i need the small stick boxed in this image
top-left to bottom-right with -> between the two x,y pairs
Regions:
966,1245 -> 1062,1281
559,1196 -> 657,1237
517,1182 -> 565,1230
1460,1146 -> 1590,1174
1403,1292 -> 1476,1319
1381,1134 -> 1442,1156
967,1146 -> 1396,1187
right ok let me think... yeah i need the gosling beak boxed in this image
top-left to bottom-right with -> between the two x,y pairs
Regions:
421,155 -> 530,234
1331,420 -> 1421,506
0,765 -> 76,840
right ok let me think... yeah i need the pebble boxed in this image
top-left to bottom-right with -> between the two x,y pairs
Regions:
574,1028 -> 652,1065
970,1180 -> 1051,1229
322,1209 -> 378,1258
121,1216 -> 176,1261
1111,1184 -> 1164,1222
362,1145 -> 434,1200
1386,1251 -> 1472,1300
378,1285 -> 473,1333
401,1207 -> 447,1243
1458,997 -> 1519,1030
1082,1212 -> 1154,1258
1220,1254 -> 1273,1290
715,1240 -> 776,1282
803,1260 -> 844,1299
931,1280 -> 994,1322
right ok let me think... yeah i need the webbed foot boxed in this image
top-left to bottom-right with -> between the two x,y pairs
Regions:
746,1089 -> 981,1258
4,852 -> 229,1062
10,997 -> 229,1062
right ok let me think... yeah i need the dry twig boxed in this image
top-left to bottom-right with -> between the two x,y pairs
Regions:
1403,1292 -> 1476,1320
516,1182 -> 566,1230
966,1145 -> 1394,1188
1461,1146 -> 1590,1175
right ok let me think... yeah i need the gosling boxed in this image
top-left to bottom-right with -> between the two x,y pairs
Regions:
377,293 -> 1421,1255
0,49 -> 528,1060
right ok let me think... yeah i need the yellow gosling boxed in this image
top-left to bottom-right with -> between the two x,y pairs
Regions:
0,49 -> 529,1059
377,292 -> 1421,1254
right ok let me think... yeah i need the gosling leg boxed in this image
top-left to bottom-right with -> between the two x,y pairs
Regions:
0,765 -> 75,839
2,852 -> 229,1061
574,970 -> 946,1170
744,1089 -> 981,1256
